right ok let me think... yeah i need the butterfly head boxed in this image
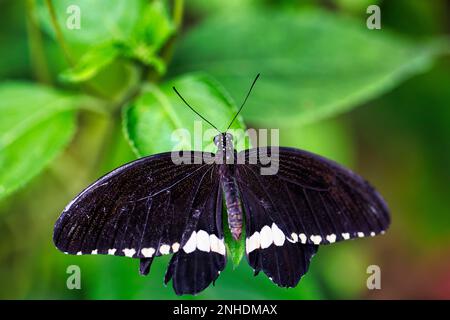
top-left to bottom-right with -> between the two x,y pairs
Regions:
173,73 -> 260,146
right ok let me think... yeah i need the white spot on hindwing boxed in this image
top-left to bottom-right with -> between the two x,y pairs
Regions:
210,234 -> 225,255
342,233 -> 350,240
196,230 -> 210,252
246,231 -> 260,254
310,235 -> 322,245
326,234 -> 337,243
246,229 -> 344,246
123,248 -> 136,257
217,238 -> 226,255
299,233 -> 307,244
180,231 -> 226,255
172,242 -> 180,253
246,223 -> 290,253
183,231 -> 197,253
141,247 -> 155,257
210,234 -> 220,253
108,248 -> 117,255
271,223 -> 285,246
358,232 -> 365,238
159,244 -> 170,255
287,233 -> 298,243
91,249 -> 98,255
260,225 -> 273,249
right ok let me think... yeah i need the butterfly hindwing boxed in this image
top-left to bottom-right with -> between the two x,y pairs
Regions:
239,180 -> 318,287
164,176 -> 226,295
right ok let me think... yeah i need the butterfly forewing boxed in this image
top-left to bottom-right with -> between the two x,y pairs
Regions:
237,147 -> 390,246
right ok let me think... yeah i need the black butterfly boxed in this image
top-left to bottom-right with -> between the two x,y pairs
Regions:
53,74 -> 390,295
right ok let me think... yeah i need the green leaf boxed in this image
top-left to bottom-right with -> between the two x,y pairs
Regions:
0,82 -> 79,199
123,73 -> 248,156
58,1 -> 176,82
37,0 -> 146,44
170,9 -> 447,127
59,41 -> 120,83
279,119 -> 355,167
136,0 -> 175,51
124,0 -> 175,73
222,203 -> 246,268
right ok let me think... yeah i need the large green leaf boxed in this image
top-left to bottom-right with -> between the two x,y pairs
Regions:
123,73 -> 248,156
170,9 -> 447,127
0,82 -> 79,200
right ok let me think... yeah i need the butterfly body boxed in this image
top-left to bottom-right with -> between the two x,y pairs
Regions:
215,133 -> 244,241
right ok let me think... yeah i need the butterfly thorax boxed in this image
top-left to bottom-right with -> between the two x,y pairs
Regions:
214,132 -> 235,164
214,133 -> 243,240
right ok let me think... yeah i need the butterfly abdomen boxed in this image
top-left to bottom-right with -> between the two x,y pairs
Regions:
220,164 -> 243,240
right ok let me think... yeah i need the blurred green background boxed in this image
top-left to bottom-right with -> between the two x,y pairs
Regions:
1,0 -> 450,299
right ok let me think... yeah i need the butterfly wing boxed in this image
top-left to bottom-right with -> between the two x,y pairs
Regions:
236,147 -> 390,287
54,151 -> 226,295
239,182 -> 319,287
164,174 -> 226,295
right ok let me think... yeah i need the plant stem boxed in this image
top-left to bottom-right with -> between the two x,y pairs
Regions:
173,0 -> 184,29
26,0 -> 52,84
45,0 -> 75,66
149,0 -> 184,82
44,0 -> 110,99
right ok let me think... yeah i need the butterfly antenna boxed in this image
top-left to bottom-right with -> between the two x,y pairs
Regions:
226,73 -> 260,131
173,86 -> 221,133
